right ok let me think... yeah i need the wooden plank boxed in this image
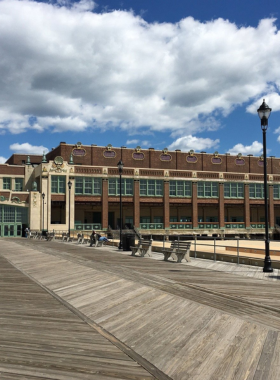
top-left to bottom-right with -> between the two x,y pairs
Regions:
0,254 -> 156,380
3,238 -> 280,380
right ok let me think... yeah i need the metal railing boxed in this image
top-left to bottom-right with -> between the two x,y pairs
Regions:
75,223 -> 102,231
225,222 -> 245,229
198,222 -> 219,229
140,223 -> 164,229
170,223 -> 193,229
157,235 -> 280,267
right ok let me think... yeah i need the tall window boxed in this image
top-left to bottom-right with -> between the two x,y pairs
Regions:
170,180 -> 192,197
197,182 -> 218,198
51,176 -> 66,193
75,177 -> 102,195
274,184 -> 280,199
108,178 -> 133,196
249,183 -> 264,198
15,178 -> 23,191
140,180 -> 163,196
3,178 -> 11,190
3,206 -> 15,222
224,183 -> 244,198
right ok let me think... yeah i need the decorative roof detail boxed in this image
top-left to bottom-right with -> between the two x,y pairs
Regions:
42,152 -> 47,163
50,156 -> 66,172
258,155 -> 266,167
211,151 -> 222,164
160,148 -> 172,162
103,144 -> 116,158
186,150 -> 198,163
11,196 -> 26,204
72,142 -> 86,157
235,153 -> 245,166
132,146 -> 145,160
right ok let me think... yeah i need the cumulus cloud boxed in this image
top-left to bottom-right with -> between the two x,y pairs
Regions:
246,92 -> 280,114
168,135 -> 219,152
126,139 -> 139,145
0,1 -> 280,136
53,0 -> 96,11
10,143 -> 49,154
227,141 -> 263,155
0,156 -> 7,164
126,139 -> 151,147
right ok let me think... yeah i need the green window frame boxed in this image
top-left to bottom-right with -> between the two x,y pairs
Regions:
15,178 -> 23,191
249,183 -> 264,198
51,175 -> 66,194
170,180 -> 192,197
75,177 -> 102,195
108,178 -> 133,196
0,205 -> 28,223
274,184 -> 280,199
3,177 -> 11,190
140,180 -> 163,196
224,182 -> 244,198
197,182 -> 218,198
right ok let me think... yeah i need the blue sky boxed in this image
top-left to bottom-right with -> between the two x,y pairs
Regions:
0,0 -> 280,162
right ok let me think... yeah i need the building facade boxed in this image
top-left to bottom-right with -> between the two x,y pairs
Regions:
1,141 -> 280,238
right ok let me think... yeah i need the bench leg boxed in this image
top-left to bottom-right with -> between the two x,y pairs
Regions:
131,248 -> 138,256
163,252 -> 171,261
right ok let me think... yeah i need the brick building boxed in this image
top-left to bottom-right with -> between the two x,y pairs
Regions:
1,141 -> 280,238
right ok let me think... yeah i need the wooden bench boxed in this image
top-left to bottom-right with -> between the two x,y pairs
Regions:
131,239 -> 153,257
162,240 -> 191,263
29,231 -> 38,239
93,238 -> 106,247
82,234 -> 90,244
46,232 -> 55,241
61,233 -> 68,242
77,233 -> 84,244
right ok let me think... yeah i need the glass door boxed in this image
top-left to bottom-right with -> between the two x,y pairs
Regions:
2,224 -> 18,237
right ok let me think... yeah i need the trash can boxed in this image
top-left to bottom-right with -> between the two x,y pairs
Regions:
122,234 -> 135,251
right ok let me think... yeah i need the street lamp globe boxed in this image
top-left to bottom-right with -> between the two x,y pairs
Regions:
257,99 -> 272,129
117,160 -> 124,174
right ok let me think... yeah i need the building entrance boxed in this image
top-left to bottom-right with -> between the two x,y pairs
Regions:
0,224 -> 22,237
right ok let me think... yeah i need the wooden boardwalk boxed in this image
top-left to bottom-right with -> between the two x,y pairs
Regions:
2,238 -> 280,379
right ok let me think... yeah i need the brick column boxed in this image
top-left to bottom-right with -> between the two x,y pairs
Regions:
133,180 -> 140,228
102,179 -> 108,229
164,181 -> 170,229
192,182 -> 198,228
219,183 -> 224,228
269,185 -> 274,229
244,184 -> 250,228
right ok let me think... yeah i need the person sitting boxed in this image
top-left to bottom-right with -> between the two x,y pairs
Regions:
99,236 -> 109,243
89,230 -> 96,247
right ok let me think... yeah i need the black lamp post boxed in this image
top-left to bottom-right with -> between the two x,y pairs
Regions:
68,180 -> 72,237
42,193 -> 45,233
117,159 -> 124,249
257,99 -> 273,273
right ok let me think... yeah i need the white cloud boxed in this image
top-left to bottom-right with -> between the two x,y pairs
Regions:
247,92 -> 280,114
227,141 -> 263,155
126,139 -> 139,145
0,156 -> 7,164
126,139 -> 150,147
54,0 -> 96,11
168,135 -> 219,152
0,1 -> 280,136
10,143 -> 49,154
